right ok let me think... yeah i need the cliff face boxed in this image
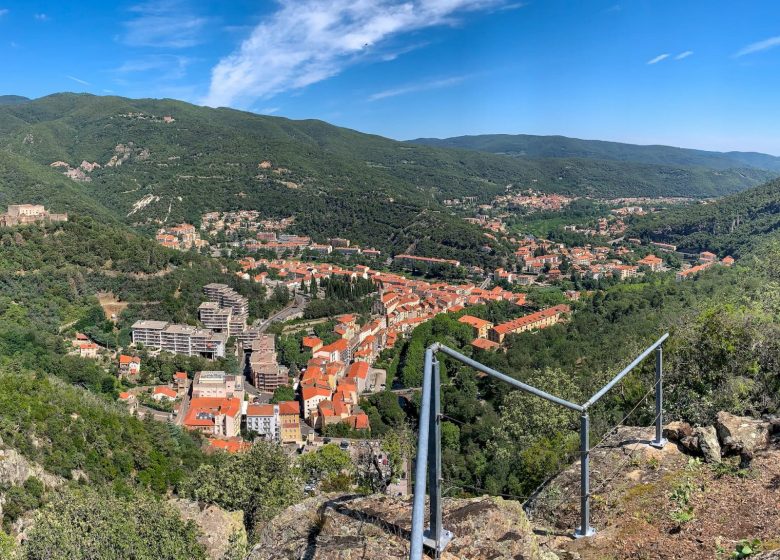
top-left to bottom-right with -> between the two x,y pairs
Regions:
248,493 -> 556,560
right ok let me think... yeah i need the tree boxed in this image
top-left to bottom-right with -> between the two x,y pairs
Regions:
270,385 -> 295,404
298,444 -> 353,483
183,441 -> 301,534
23,487 -> 206,560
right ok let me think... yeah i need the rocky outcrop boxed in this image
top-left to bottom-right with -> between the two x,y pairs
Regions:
715,411 -> 771,459
248,493 -> 555,560
693,426 -> 721,463
170,499 -> 247,560
0,448 -> 63,489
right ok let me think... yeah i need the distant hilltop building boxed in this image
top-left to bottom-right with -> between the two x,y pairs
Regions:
0,204 -> 67,227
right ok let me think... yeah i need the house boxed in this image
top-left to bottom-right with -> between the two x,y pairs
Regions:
184,397 -> 242,438
152,386 -> 178,401
207,439 -> 250,454
118,354 -> 141,378
278,400 -> 302,444
302,386 -> 332,420
699,251 -> 718,263
345,361 -> 369,393
173,371 -> 188,395
313,338 -> 348,363
722,256 -> 735,266
637,254 -> 663,272
458,315 -> 494,339
118,392 -> 137,413
346,412 -> 370,431
79,343 -> 98,359
302,336 -> 323,353
471,337 -> 500,351
246,404 -> 279,441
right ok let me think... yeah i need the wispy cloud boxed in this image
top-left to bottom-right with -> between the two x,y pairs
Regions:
369,75 -> 470,101
605,4 -> 621,13
647,53 -> 670,65
202,0 -> 510,108
33,13 -> 48,21
115,55 -> 193,80
0,9 -> 8,17
675,50 -> 693,60
122,0 -> 208,48
734,36 -> 780,58
259,106 -> 280,114
66,75 -> 90,86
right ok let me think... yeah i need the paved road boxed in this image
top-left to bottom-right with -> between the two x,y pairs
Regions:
479,276 -> 491,289
254,294 -> 308,332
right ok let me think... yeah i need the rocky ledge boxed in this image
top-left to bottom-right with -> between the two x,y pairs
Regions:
248,493 -> 557,560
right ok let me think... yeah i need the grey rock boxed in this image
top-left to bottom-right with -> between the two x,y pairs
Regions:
694,426 -> 721,463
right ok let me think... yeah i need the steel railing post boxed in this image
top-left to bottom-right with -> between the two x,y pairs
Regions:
575,412 -> 595,538
650,345 -> 667,449
409,348 -> 434,560
428,357 -> 442,547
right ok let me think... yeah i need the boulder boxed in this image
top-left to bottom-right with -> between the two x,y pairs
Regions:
249,493 -> 556,560
169,499 -> 247,560
693,426 -> 721,463
678,435 -> 700,455
663,421 -> 694,442
715,411 -> 770,456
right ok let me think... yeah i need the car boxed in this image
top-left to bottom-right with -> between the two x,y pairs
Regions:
339,440 -> 349,450
323,437 -> 331,444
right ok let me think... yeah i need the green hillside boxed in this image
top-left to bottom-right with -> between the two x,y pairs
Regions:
0,95 -> 29,106
629,177 -> 780,257
411,133 -> 780,172
0,93 -> 774,268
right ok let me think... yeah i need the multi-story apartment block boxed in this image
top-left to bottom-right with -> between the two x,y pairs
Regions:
278,401 -> 302,444
249,335 -> 287,392
192,370 -> 245,401
131,321 -> 227,359
246,404 -> 279,441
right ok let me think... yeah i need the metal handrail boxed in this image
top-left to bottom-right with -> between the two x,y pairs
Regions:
408,333 -> 669,559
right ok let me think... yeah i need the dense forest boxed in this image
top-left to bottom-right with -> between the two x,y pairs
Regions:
630,176 -> 780,256
411,132 -> 780,173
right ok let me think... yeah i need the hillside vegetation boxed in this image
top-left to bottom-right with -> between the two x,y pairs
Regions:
0,93 -> 775,268
412,132 -> 780,172
630,177 -> 780,256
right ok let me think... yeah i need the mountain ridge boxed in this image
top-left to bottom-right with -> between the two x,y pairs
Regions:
410,133 -> 780,171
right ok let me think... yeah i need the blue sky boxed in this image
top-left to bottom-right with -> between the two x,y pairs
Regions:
3,0 -> 780,153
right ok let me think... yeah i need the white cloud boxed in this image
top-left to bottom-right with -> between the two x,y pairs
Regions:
259,107 -> 281,114
202,0 -> 508,108
647,53 -> 669,65
122,1 -> 207,48
675,50 -> 693,60
33,13 -> 48,21
115,55 -> 193,80
369,75 -> 469,101
734,36 -> 780,57
66,75 -> 90,86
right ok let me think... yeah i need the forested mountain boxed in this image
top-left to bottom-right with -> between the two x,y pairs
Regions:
0,93 -> 774,269
630,177 -> 780,256
411,133 -> 780,172
0,96 -> 30,106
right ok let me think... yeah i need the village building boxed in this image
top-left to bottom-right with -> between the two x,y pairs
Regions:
192,370 -> 245,401
488,305 -> 571,344
183,397 -> 242,438
118,354 -> 141,378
